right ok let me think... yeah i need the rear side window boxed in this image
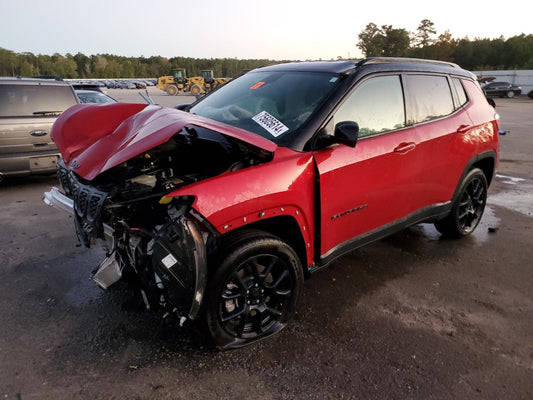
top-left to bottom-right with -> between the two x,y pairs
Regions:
333,75 -> 405,138
405,75 -> 454,124
0,84 -> 77,117
451,78 -> 468,109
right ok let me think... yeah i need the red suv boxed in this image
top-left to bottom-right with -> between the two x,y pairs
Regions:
44,58 -> 499,348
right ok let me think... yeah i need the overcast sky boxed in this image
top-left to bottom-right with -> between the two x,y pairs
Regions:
1,0 -> 531,60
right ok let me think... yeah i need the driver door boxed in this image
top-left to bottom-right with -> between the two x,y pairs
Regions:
315,74 -> 422,260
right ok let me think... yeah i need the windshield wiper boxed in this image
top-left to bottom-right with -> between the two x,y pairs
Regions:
33,111 -> 62,116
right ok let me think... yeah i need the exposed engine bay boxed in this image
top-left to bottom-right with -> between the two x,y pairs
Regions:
59,124 -> 271,245
48,106 -> 273,323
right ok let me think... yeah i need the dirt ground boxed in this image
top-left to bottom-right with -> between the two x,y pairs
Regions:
1,90 -> 532,399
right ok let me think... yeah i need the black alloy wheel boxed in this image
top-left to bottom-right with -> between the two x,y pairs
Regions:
206,231 -> 303,349
435,168 -> 488,238
219,254 -> 293,338
456,176 -> 486,231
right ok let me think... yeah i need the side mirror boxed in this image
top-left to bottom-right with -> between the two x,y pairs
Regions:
334,121 -> 359,148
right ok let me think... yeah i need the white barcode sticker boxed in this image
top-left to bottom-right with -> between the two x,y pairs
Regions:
252,111 -> 289,137
161,253 -> 177,269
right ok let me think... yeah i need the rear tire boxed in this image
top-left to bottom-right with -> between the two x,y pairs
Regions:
506,90 -> 515,98
205,230 -> 304,349
435,168 -> 487,238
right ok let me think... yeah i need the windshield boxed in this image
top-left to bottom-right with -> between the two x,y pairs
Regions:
173,70 -> 186,79
189,70 -> 340,144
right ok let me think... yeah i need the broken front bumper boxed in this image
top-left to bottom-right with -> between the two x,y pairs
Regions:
43,184 -> 208,322
43,186 -> 74,215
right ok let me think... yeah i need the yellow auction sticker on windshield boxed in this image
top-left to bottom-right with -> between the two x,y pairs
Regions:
252,111 -> 289,137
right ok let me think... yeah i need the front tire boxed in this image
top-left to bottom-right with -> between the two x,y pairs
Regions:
506,90 -> 515,98
166,85 -> 178,96
190,84 -> 202,95
435,168 -> 488,238
206,231 -> 304,349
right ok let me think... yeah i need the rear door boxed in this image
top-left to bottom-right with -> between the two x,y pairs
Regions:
402,74 -> 474,205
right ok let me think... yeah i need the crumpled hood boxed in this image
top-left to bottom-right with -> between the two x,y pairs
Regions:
51,103 -> 277,181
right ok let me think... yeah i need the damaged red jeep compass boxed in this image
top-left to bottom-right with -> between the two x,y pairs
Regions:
44,58 -> 499,348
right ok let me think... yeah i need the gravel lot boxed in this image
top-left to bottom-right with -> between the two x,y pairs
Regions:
1,91 -> 532,399
107,86 -> 197,108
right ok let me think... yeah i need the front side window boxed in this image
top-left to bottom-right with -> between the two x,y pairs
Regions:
333,75 -> 405,138
190,71 -> 341,144
405,75 -> 454,124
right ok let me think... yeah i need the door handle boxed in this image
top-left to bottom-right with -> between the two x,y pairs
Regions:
394,142 -> 416,154
456,124 -> 471,134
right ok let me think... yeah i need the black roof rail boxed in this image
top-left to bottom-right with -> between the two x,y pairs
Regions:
356,57 -> 460,69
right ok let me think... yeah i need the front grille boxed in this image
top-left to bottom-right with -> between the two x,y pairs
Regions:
72,181 -> 108,224
86,190 -> 107,223
57,159 -> 72,195
57,158 -> 109,242
77,188 -> 88,217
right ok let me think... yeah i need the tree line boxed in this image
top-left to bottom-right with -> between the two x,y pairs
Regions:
357,20 -> 533,70
0,49 -> 279,79
1,20 -> 532,79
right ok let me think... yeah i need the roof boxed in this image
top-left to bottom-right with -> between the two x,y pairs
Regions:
358,57 -> 460,69
355,57 -> 474,79
255,61 -> 357,74
253,57 -> 474,79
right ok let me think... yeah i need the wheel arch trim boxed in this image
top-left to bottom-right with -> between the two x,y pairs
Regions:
214,207 -> 313,270
451,150 -> 497,205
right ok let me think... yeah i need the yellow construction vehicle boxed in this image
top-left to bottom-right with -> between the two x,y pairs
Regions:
156,68 -> 188,96
157,68 -> 230,96
188,70 -> 230,95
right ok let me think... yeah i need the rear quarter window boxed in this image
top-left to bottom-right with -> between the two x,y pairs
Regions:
451,77 -> 468,109
0,84 -> 77,117
405,75 -> 454,124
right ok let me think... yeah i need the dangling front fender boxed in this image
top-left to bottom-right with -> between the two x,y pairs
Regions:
151,215 -> 207,320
